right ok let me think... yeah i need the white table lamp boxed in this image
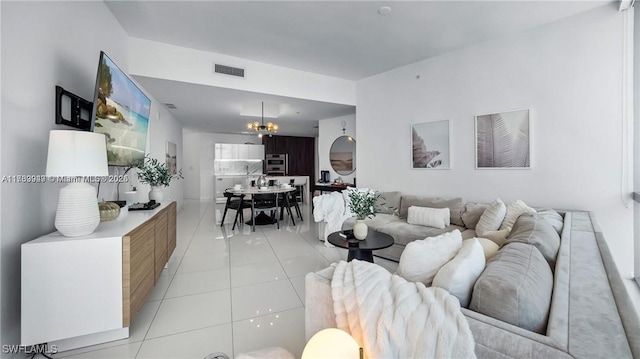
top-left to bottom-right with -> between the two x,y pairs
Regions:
46,130 -> 108,237
302,328 -> 362,359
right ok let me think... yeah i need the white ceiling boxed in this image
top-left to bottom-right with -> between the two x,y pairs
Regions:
105,0 -> 611,136
133,75 -> 355,136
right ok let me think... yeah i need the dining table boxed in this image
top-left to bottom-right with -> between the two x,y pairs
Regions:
225,185 -> 296,231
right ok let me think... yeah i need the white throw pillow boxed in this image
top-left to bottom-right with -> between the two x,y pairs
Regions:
395,229 -> 463,286
500,200 -> 537,231
433,238 -> 486,307
476,198 -> 506,236
407,206 -> 450,229
473,237 -> 500,260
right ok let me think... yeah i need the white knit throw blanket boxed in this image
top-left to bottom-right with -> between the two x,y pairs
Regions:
313,192 -> 351,247
331,260 -> 476,359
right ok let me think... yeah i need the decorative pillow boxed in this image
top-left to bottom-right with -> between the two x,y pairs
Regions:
461,203 -> 490,229
399,196 -> 466,227
500,200 -> 537,231
407,206 -> 450,229
395,229 -> 463,286
481,229 -> 511,246
375,191 -> 401,215
505,214 -> 561,269
536,209 -> 564,234
470,243 -> 553,334
432,238 -> 486,307
475,198 -> 506,236
473,237 -> 500,260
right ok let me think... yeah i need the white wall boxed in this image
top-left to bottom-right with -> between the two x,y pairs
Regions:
356,5 -> 634,276
128,38 -> 356,106
634,6 -> 640,279
183,131 -> 261,200
137,104 -> 184,206
318,114 -> 356,184
0,2 -> 182,353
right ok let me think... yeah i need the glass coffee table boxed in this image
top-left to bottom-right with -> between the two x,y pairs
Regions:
327,230 -> 394,263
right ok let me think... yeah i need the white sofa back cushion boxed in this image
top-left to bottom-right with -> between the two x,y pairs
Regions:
395,229 -> 462,286
407,206 -> 450,229
500,200 -> 537,231
476,198 -> 506,236
432,238 -> 486,308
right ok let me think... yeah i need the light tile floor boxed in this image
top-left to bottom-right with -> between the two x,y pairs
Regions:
53,200 -> 398,359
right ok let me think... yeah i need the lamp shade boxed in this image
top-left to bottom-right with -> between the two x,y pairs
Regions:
302,328 -> 360,359
46,130 -> 108,177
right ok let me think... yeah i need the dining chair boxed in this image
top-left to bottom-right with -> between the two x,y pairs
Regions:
290,178 -> 304,203
252,192 -> 280,229
220,190 -> 251,230
280,187 -> 302,224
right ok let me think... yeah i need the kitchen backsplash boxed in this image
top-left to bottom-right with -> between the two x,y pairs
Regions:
214,160 -> 263,175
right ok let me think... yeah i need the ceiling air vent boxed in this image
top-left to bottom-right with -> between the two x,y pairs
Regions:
214,63 -> 245,78
165,103 -> 177,109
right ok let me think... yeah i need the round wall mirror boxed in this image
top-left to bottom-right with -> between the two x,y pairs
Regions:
329,135 -> 356,175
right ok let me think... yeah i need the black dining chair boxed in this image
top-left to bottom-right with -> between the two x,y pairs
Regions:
280,184 -> 302,224
290,178 -> 304,203
252,192 -> 280,229
220,190 -> 251,230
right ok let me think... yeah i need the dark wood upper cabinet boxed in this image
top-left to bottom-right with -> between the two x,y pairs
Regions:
262,135 -> 315,188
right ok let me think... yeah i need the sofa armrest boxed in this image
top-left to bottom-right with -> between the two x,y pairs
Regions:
305,265 -> 337,341
591,213 -> 640,358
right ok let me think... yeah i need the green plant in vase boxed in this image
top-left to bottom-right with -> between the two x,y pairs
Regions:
347,189 -> 382,240
136,156 -> 183,202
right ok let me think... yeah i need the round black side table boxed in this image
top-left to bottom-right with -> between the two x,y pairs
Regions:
327,230 -> 394,263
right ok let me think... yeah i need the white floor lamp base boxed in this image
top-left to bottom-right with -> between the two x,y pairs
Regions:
55,182 -> 100,237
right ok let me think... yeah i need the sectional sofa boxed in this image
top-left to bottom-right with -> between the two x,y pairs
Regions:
307,193 -> 640,358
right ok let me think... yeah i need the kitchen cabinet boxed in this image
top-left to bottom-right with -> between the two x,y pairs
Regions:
215,143 -> 264,160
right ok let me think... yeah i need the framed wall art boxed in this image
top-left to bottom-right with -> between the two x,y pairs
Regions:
411,120 -> 451,169
475,108 -> 530,169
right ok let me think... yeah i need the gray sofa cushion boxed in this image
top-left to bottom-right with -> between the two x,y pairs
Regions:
399,195 -> 466,227
462,202 -> 489,229
375,191 -> 401,215
505,214 -> 560,269
470,242 -> 553,334
343,213 -> 403,231
377,222 -> 466,246
536,209 -> 564,234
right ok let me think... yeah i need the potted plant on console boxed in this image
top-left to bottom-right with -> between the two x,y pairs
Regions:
136,156 -> 182,202
347,189 -> 381,240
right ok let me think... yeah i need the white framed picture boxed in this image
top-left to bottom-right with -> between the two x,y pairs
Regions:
475,108 -> 530,169
411,120 -> 451,169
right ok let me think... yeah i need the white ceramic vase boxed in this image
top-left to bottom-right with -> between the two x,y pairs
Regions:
353,219 -> 368,240
149,186 -> 164,202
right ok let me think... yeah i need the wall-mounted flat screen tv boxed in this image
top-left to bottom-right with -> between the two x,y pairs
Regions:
91,51 -> 151,166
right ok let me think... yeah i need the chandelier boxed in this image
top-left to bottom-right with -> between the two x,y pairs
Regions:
247,102 -> 278,137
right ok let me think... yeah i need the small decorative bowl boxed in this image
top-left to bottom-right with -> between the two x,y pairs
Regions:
98,200 -> 121,222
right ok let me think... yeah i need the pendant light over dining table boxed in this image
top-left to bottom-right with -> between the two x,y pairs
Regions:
247,102 -> 278,138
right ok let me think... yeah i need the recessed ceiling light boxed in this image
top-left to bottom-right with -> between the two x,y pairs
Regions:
378,6 -> 392,16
